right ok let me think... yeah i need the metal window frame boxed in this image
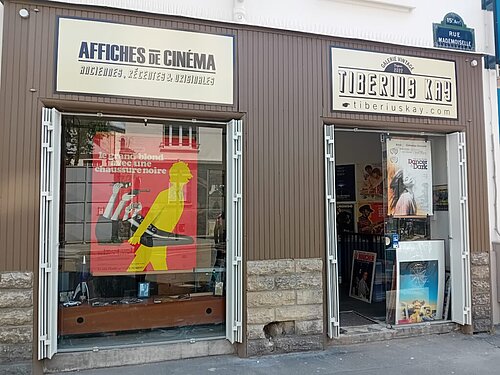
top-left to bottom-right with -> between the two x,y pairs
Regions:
324,125 -> 340,339
447,132 -> 472,325
226,119 -> 243,343
38,108 -> 61,359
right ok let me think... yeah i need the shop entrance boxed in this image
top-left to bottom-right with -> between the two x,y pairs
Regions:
324,126 -> 471,339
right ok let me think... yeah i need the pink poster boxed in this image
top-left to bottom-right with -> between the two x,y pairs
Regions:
90,133 -> 197,275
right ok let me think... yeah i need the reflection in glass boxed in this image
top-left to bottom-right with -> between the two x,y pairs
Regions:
58,116 -> 226,349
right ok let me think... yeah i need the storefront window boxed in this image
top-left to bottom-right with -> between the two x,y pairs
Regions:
58,116 -> 226,349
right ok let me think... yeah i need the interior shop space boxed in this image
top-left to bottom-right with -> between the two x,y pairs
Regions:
332,130 -> 456,331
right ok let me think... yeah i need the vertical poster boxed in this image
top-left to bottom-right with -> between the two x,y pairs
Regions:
90,133 -> 198,275
358,163 -> 383,201
433,185 -> 448,211
336,203 -> 355,234
335,164 -> 356,201
396,240 -> 444,325
349,250 -> 377,303
386,138 -> 433,217
357,202 -> 384,235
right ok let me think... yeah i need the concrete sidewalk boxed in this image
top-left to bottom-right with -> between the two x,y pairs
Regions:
64,331 -> 500,375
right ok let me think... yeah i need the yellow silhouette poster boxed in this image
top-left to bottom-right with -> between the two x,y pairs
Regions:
90,133 -> 197,275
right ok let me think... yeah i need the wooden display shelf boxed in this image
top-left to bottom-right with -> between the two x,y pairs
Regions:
58,295 -> 225,335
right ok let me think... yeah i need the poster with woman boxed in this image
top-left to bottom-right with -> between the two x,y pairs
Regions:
358,163 -> 383,201
386,138 -> 433,217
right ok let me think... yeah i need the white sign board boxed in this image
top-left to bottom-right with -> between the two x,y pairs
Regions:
331,48 -> 457,119
56,18 -> 234,105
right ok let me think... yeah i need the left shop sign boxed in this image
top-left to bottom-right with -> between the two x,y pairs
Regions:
56,17 -> 234,104
90,133 -> 198,275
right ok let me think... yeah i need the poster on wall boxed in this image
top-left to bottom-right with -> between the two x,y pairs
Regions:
335,164 -> 356,201
357,202 -> 384,235
385,217 -> 430,241
396,240 -> 444,325
336,203 -> 355,234
349,250 -> 377,303
90,133 -> 198,275
357,164 -> 383,201
433,185 -> 448,211
386,138 -> 433,217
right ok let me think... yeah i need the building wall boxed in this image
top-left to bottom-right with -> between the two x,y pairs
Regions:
0,0 -> 488,263
44,0 -> 494,55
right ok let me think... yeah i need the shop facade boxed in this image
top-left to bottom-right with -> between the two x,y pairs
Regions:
0,0 -> 492,373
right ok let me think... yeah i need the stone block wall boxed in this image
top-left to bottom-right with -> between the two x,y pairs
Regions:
470,253 -> 492,332
0,272 -> 33,375
246,259 -> 324,355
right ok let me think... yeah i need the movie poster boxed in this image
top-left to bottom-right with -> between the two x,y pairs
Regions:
433,185 -> 448,211
349,250 -> 377,303
386,138 -> 433,217
397,261 -> 439,325
90,133 -> 198,275
385,217 -> 430,241
335,164 -> 356,201
358,163 -> 383,201
357,202 -> 384,235
396,240 -> 444,325
336,203 -> 355,234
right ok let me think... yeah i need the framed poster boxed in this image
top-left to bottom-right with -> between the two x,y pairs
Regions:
349,250 -> 377,303
357,202 -> 384,235
336,203 -> 355,234
385,217 -> 430,241
433,185 -> 448,211
396,240 -> 445,325
386,137 -> 433,217
358,163 -> 383,201
335,164 -> 356,201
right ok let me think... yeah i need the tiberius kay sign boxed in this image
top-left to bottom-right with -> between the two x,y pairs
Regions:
56,18 -> 234,105
331,48 -> 457,119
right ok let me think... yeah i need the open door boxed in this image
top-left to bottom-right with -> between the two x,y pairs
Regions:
226,119 -> 243,343
38,108 -> 61,359
447,132 -> 472,325
324,125 -> 340,338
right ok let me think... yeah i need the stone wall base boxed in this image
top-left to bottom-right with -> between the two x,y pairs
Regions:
44,339 -> 235,373
330,322 -> 460,346
0,272 -> 33,375
247,334 -> 323,356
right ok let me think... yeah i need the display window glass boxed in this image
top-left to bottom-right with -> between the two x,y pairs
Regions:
58,116 -> 226,349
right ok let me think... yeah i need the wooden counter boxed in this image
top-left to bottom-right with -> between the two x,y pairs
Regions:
58,296 -> 225,335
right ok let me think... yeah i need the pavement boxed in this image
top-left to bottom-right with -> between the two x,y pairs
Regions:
64,330 -> 500,375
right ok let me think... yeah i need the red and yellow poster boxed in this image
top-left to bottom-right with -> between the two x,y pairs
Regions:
90,133 -> 197,275
357,202 -> 384,235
